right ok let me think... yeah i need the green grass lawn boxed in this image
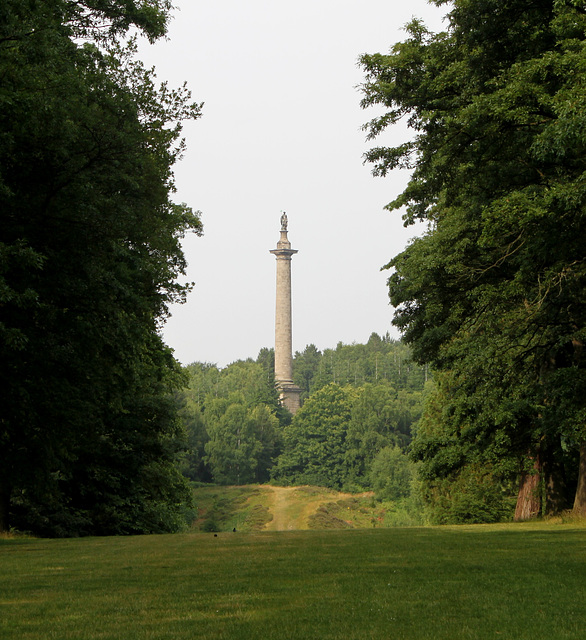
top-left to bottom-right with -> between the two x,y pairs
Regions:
1,523 -> 585,639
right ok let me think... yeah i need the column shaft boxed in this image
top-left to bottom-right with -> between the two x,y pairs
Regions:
274,254 -> 293,383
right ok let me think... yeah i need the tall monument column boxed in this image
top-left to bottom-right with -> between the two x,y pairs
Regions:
270,213 -> 302,414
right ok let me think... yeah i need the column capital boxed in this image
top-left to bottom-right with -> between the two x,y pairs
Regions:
270,247 -> 298,259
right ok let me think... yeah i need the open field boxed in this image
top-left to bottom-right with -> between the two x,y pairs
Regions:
1,522 -> 585,639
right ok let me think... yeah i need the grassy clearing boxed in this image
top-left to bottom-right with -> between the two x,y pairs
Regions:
1,522 -> 585,639
191,484 -> 391,532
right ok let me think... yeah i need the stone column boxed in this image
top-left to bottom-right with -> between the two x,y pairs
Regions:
269,214 -> 301,414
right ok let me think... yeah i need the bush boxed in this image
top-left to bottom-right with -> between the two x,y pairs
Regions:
369,446 -> 414,501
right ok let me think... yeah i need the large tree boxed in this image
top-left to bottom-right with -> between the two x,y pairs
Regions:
361,0 -> 586,517
0,0 -> 202,534
272,384 -> 355,489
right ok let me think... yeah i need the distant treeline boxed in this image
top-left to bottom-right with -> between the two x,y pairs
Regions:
178,334 -> 427,520
291,332 -> 429,400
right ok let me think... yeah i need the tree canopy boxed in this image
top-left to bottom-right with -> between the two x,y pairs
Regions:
293,333 -> 428,399
178,359 -> 285,485
360,0 -> 586,518
0,0 -> 202,534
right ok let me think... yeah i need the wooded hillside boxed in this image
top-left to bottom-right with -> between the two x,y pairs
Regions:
178,335 -> 426,518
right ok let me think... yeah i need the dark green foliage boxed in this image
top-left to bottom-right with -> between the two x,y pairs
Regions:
177,398 -> 212,483
369,446 -> 414,502
0,0 -> 201,534
343,381 -> 423,489
256,347 -> 276,386
361,0 -> 586,520
179,360 -> 284,485
422,466 -> 519,526
283,337 -> 427,495
272,384 -> 355,489
292,343 -> 322,400
410,372 -> 539,523
204,398 -> 280,485
273,380 -> 424,492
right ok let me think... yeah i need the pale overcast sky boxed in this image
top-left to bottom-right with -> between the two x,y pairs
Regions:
137,1 -> 447,367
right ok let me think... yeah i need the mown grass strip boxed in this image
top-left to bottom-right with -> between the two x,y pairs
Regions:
1,523 -> 585,639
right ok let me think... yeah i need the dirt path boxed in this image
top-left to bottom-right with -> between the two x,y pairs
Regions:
264,486 -> 298,531
261,486 -> 361,531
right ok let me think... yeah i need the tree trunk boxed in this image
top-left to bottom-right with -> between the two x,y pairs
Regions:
572,444 -> 586,516
514,456 -> 541,521
545,470 -> 567,516
0,482 -> 10,533
543,438 -> 569,515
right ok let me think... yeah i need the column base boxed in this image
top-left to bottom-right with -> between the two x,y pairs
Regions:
276,381 -> 302,415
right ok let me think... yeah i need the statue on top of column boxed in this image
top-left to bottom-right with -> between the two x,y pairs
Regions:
280,212 -> 288,232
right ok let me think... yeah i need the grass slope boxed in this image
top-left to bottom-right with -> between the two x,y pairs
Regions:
191,484 -> 393,532
1,523 -> 585,639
